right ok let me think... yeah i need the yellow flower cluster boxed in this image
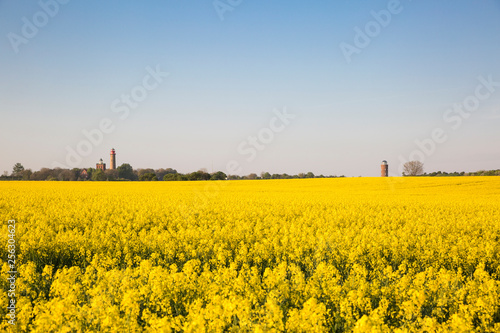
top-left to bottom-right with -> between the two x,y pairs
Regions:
1,177 -> 499,332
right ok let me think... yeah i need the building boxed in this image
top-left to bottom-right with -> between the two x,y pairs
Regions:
93,149 -> 116,173
381,160 -> 388,177
110,148 -> 116,170
96,158 -> 106,171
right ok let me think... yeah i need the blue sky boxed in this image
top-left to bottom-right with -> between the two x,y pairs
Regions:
1,0 -> 499,176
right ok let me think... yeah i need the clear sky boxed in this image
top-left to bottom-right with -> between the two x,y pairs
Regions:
1,0 -> 499,177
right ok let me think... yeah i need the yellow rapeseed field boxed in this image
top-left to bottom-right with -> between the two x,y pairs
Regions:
1,177 -> 499,332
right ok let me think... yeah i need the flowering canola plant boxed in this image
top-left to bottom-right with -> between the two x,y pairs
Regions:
1,177 -> 499,332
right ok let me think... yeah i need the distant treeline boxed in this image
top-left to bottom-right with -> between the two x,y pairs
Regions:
412,170 -> 500,177
1,163 -> 344,181
3,162 -> 498,181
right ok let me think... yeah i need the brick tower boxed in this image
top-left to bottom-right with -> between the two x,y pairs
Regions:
381,160 -> 388,177
110,148 -> 116,170
96,158 -> 106,171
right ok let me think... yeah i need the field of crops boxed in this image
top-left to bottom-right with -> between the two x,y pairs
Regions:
1,178 -> 499,332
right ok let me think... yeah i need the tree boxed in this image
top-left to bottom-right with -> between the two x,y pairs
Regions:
71,168 -> 82,181
31,168 -> 51,180
137,168 -> 155,177
21,169 -> 32,180
306,172 -> 315,178
91,169 -> 106,181
155,168 -> 177,180
210,171 -> 227,180
163,173 -> 178,181
104,169 -> 119,181
85,168 -> 95,180
403,161 -> 424,176
187,170 -> 211,181
261,172 -> 271,180
12,163 -> 24,177
117,163 -> 136,180
57,169 -> 73,181
139,173 -> 158,181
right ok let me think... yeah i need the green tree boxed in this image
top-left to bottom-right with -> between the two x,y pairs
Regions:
139,173 -> 158,181
155,168 -> 177,180
91,169 -> 106,181
104,169 -> 119,181
12,163 -> 24,177
163,174 -> 178,181
261,172 -> 271,180
85,168 -> 95,180
71,168 -> 82,181
22,169 -> 32,180
188,170 -> 211,181
210,171 -> 227,180
137,168 -> 155,177
117,163 -> 136,180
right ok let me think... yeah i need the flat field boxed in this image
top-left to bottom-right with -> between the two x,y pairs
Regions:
1,178 -> 499,332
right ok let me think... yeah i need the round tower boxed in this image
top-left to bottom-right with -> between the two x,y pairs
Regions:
381,160 -> 388,177
110,148 -> 116,170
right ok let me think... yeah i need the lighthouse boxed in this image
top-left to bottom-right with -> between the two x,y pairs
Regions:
110,148 -> 116,170
381,160 -> 388,177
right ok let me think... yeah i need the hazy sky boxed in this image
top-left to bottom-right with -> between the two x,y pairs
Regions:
1,0 -> 499,177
